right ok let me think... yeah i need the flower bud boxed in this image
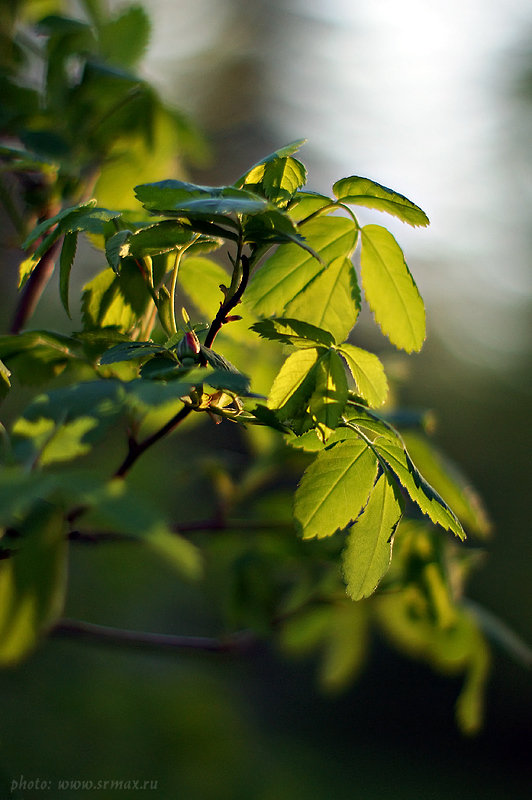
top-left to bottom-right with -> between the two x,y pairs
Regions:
177,330 -> 201,360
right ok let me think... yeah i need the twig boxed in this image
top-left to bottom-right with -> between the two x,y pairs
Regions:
204,253 -> 250,350
113,405 -> 192,478
52,618 -> 258,654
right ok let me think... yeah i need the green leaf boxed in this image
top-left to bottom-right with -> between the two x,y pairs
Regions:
105,229 -> 132,272
0,503 -> 67,666
267,348 -> 321,420
285,255 -> 360,344
234,139 -> 307,187
98,4 -> 151,68
59,230 -> 78,317
99,341 -> 168,365
121,221 -> 197,259
238,155 -> 307,207
287,192 -> 334,223
333,176 -> 430,227
309,349 -> 348,439
338,344 -> 388,407
294,430 -> 379,540
12,416 -> 100,466
360,225 -> 426,352
342,474 -> 403,600
134,180 -> 268,219
81,263 -> 150,333
22,201 -> 97,251
246,216 -> 358,318
251,318 -> 335,348
372,438 -> 465,539
401,433 -> 492,538
0,331 -> 80,385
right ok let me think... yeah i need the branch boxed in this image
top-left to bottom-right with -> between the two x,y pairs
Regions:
113,404 -> 192,478
52,618 -> 258,654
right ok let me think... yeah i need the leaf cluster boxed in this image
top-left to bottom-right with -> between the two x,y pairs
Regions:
0,2 -> 522,738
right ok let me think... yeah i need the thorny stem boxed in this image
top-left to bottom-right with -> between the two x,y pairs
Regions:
52,618 -> 258,654
204,251 -> 249,351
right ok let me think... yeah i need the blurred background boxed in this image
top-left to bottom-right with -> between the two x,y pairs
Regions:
1,1 -> 531,797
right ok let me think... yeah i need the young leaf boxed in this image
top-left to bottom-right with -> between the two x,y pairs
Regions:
333,176 -> 430,227
309,349 -> 348,439
360,225 -> 426,352
234,139 -> 307,187
285,255 -> 360,344
59,230 -> 78,317
246,216 -> 358,318
372,438 -> 465,539
238,155 -> 307,207
0,503 -> 67,666
342,473 -> 403,600
267,347 -> 321,420
251,318 -> 335,348
294,430 -> 379,540
338,344 -> 388,407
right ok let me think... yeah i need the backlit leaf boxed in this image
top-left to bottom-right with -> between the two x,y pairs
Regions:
333,176 -> 430,227
338,344 -> 388,407
294,430 -> 379,540
285,256 -> 360,344
267,348 -> 320,420
342,474 -> 403,600
247,216 -> 358,318
309,349 -> 348,439
372,438 -> 465,538
360,224 -> 425,352
402,432 -> 492,538
251,318 -> 335,348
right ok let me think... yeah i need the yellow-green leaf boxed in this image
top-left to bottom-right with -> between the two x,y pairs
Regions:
342,474 -> 403,600
267,347 -> 320,420
246,216 -> 358,318
309,349 -> 348,439
294,430 -> 379,540
339,343 -> 388,407
360,224 -> 425,352
285,256 -> 360,344
333,176 -> 430,227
